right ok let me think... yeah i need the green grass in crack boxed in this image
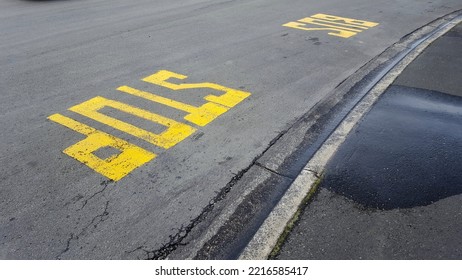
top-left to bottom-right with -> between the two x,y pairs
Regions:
268,174 -> 323,259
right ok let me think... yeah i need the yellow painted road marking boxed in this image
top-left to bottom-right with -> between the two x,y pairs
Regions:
299,17 -> 369,30
283,13 -> 379,38
69,96 -> 196,149
283,21 -> 358,38
311,14 -> 379,28
142,70 -> 251,108
48,114 -> 155,181
117,85 -> 228,127
298,18 -> 365,33
49,70 -> 251,181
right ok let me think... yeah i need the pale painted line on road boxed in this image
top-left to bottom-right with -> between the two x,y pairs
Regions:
239,14 -> 462,260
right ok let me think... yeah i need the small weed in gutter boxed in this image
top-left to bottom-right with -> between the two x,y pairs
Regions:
268,174 -> 323,259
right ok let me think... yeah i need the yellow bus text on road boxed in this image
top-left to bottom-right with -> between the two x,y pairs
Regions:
48,70 -> 251,181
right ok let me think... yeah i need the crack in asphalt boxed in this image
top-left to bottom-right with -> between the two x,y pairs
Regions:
254,162 -> 295,180
306,169 -> 322,179
142,166 -> 253,260
130,123 -> 297,260
56,201 -> 110,259
79,180 -> 112,210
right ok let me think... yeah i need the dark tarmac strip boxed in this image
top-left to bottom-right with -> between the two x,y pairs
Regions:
276,22 -> 462,259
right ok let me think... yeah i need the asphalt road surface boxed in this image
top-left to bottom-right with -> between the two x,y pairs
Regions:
1,0 -> 461,259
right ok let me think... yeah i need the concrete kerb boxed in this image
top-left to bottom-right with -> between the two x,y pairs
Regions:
238,13 -> 462,260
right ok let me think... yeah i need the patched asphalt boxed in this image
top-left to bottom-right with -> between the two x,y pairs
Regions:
276,22 -> 462,259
